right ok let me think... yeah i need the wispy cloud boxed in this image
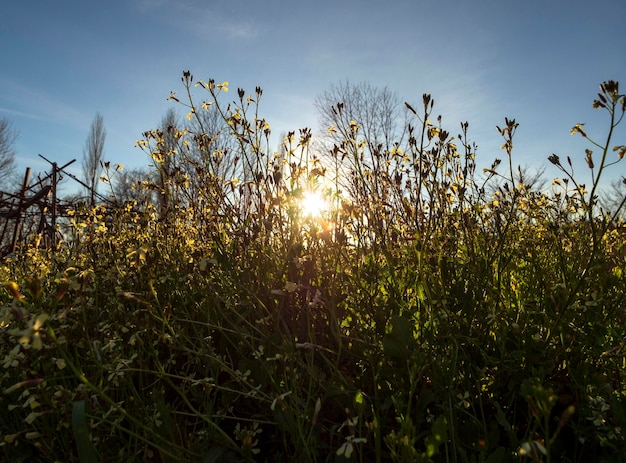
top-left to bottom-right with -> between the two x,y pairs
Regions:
215,21 -> 257,40
0,80 -> 88,130
0,107 -> 50,122
132,0 -> 260,41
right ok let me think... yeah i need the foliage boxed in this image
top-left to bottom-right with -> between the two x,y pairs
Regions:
1,75 -> 625,462
82,113 -> 107,207
0,117 -> 18,187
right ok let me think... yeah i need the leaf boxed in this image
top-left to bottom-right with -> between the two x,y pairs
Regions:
424,415 -> 448,457
383,316 -> 413,361
72,400 -> 99,463
201,446 -> 228,463
155,400 -> 178,447
485,446 -> 506,462
494,402 -> 517,445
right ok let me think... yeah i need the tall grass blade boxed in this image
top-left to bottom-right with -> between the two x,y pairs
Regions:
72,400 -> 99,463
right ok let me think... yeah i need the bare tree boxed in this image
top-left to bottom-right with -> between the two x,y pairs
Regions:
82,113 -> 106,206
0,117 -> 18,188
154,108 -> 180,216
314,81 -> 408,195
185,104 -> 237,180
601,178 -> 626,222
314,82 -> 409,242
112,167 -> 157,206
315,81 -> 405,155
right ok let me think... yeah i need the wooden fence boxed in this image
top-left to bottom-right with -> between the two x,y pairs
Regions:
0,156 -> 79,257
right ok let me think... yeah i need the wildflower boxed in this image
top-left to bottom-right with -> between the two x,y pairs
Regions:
614,145 -> 626,159
25,411 -> 46,424
518,440 -> 546,459
336,435 -> 367,458
390,145 -> 403,156
235,422 -> 261,455
5,281 -> 24,300
55,358 -> 67,370
284,281 -> 298,293
428,126 -> 439,140
252,345 -> 264,360
17,314 -> 49,350
271,391 -> 292,411
227,111 -> 241,126
457,391 -> 471,409
571,123 -> 587,137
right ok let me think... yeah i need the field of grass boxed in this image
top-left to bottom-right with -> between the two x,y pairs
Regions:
1,77 -> 625,462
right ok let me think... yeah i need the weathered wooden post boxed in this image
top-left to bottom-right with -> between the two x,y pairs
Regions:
51,162 -> 57,248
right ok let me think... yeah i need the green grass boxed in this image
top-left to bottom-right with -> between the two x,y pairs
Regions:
1,77 -> 625,462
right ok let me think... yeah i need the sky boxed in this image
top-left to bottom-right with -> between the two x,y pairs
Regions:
1,0 -> 625,195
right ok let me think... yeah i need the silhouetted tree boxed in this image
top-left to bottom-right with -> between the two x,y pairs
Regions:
185,103 -> 238,182
602,178 -> 626,222
314,82 -> 410,243
82,113 -> 106,206
0,117 -> 18,188
315,81 -> 406,155
112,167 -> 157,206
155,108 -> 180,217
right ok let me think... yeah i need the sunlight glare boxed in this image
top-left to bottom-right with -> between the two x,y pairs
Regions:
300,191 -> 328,218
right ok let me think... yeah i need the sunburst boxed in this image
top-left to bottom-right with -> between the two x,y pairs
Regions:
300,190 -> 328,218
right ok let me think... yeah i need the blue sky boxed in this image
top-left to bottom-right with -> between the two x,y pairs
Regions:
1,0 -> 625,193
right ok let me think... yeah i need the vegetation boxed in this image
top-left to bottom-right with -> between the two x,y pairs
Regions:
0,117 -> 18,187
82,113 -> 107,207
1,75 -> 625,462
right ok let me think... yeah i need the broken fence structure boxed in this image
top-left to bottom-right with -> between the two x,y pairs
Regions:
0,155 -> 111,258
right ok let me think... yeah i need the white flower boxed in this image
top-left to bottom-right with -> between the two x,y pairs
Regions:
336,436 -> 367,458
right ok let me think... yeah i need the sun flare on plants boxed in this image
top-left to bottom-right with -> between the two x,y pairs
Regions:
300,191 -> 328,218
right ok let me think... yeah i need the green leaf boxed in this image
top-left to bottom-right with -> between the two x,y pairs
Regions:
383,315 -> 413,361
155,400 -> 178,450
72,400 -> 99,463
494,402 -> 517,445
202,446 -> 228,463
424,415 -> 448,458
486,446 -> 506,462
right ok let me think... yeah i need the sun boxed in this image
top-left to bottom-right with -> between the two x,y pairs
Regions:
300,190 -> 328,218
